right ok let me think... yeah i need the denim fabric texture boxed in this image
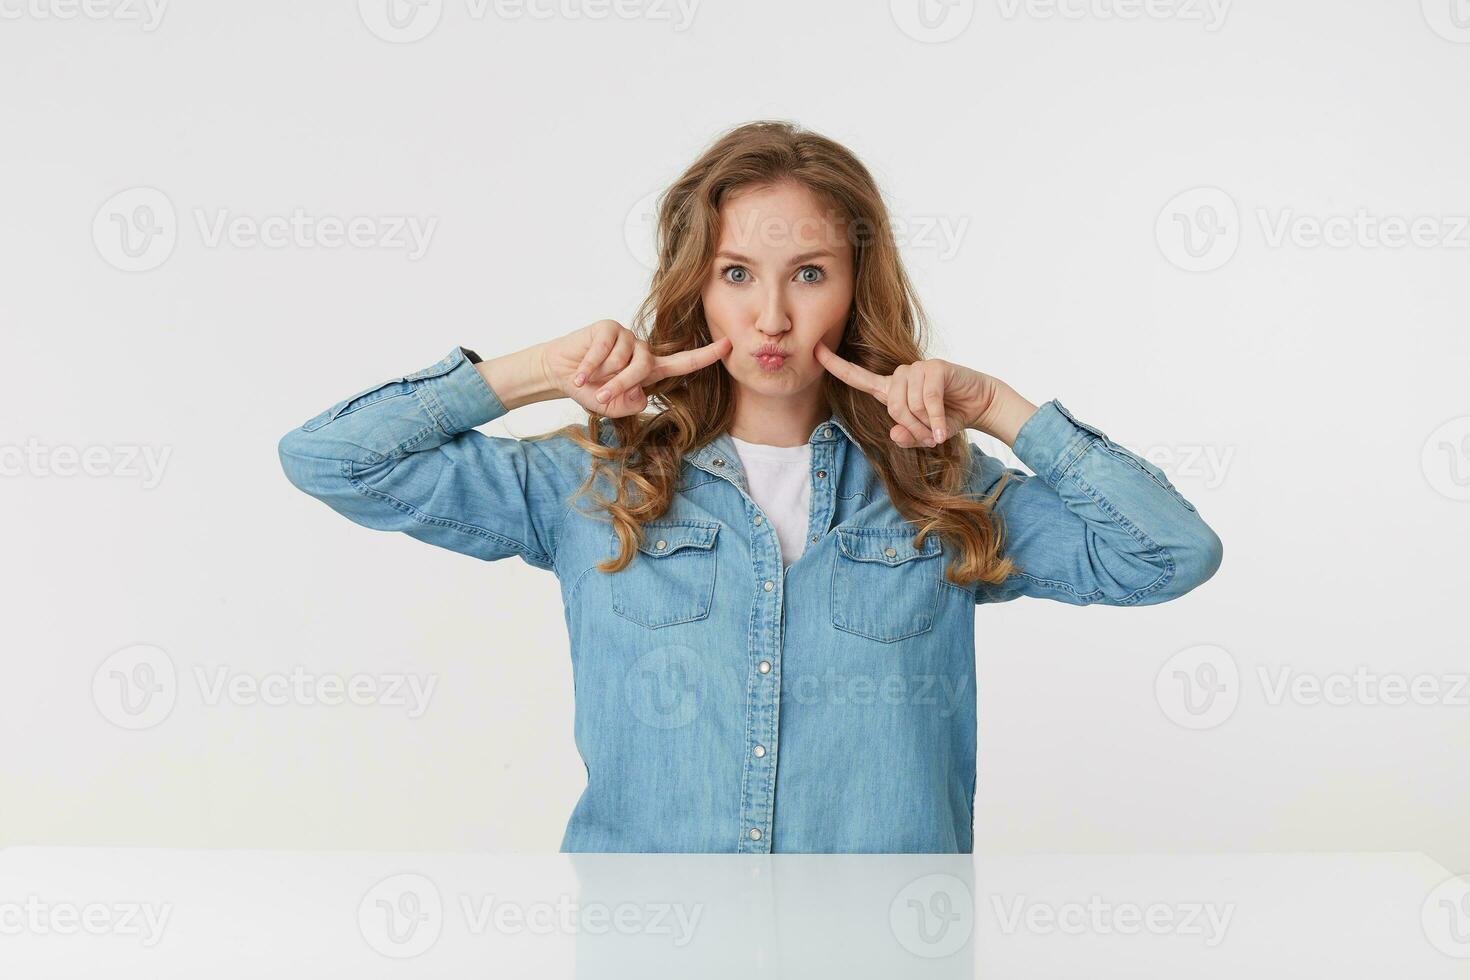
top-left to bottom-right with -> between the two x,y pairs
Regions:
278,346 -> 1223,853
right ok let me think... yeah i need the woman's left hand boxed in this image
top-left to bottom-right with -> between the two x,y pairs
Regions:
814,341 -> 1003,448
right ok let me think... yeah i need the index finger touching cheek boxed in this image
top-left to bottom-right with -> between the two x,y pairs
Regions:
814,340 -> 888,400
652,335 -> 731,381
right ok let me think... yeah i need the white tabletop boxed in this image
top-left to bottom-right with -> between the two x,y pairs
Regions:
1,848 -> 1465,978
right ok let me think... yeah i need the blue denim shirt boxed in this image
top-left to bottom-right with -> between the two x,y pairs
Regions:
278,346 -> 1222,853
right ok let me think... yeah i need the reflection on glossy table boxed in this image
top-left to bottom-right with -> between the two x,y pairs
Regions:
0,848 -> 1465,978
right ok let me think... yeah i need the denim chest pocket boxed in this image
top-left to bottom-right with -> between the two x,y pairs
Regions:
610,519 -> 722,629
830,526 -> 944,643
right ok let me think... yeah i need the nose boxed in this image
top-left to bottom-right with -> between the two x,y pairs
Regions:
754,283 -> 791,337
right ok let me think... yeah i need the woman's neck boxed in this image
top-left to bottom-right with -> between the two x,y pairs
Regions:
727,387 -> 829,448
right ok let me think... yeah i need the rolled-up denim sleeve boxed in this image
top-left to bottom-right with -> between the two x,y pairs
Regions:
970,400 -> 1223,606
277,346 -> 580,571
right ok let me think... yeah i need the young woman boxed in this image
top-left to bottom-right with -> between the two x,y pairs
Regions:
278,121 -> 1223,854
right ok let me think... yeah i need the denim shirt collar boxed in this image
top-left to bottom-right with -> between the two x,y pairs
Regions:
683,408 -> 858,487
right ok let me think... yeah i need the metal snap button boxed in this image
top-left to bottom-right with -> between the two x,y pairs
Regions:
753,745 -> 766,758
884,546 -> 897,557
655,539 -> 667,550
749,828 -> 762,841
758,661 -> 771,673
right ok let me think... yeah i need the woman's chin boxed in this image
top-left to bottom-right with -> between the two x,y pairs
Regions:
734,364 -> 813,394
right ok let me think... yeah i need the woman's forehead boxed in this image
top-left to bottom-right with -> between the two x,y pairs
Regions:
715,182 -> 851,258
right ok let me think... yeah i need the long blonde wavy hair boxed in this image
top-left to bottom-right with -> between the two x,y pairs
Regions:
526,120 -> 1017,589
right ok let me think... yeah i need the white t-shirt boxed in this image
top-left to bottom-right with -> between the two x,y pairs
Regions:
728,435 -> 812,568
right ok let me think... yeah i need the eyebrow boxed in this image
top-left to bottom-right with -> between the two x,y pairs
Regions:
715,249 -> 836,266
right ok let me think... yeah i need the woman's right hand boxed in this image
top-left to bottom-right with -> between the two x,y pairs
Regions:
539,319 -> 731,418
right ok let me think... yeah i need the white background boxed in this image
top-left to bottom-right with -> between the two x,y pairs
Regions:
1,0 -> 1466,877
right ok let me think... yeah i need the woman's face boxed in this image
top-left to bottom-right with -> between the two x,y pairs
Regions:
700,179 -> 855,397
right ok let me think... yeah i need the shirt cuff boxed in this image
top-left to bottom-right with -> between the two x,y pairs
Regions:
417,345 -> 508,432
1010,399 -> 1107,489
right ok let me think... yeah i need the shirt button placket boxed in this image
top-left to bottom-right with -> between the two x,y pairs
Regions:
740,505 -> 781,854
806,430 -> 838,555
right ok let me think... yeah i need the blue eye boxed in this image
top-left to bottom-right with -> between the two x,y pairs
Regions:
718,263 -> 826,285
